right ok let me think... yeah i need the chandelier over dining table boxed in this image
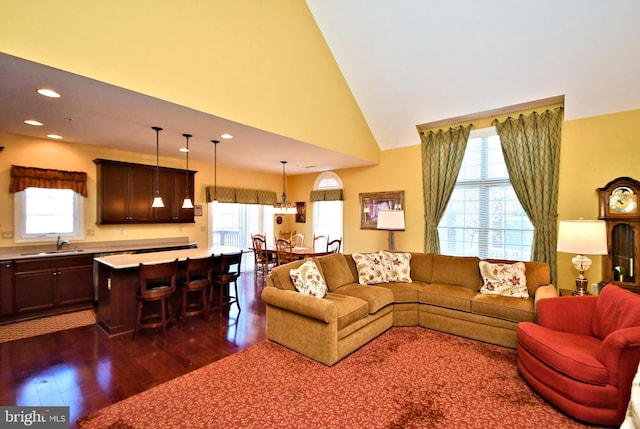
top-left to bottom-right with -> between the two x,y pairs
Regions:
274,160 -> 297,215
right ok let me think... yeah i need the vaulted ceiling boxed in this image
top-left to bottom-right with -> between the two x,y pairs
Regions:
1,1 -> 638,173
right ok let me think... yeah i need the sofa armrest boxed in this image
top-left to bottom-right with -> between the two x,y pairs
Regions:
536,295 -> 598,335
533,284 -> 558,311
599,327 -> 640,385
261,286 -> 337,323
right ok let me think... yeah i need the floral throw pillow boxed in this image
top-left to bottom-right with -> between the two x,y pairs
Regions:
479,261 -> 529,299
289,260 -> 328,298
352,252 -> 388,285
382,251 -> 412,283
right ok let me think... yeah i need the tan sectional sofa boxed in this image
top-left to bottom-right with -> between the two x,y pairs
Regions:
262,252 -> 557,366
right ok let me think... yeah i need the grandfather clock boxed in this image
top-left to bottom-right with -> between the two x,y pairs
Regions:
598,177 -> 640,294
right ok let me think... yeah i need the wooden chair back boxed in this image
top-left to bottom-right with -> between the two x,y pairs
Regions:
292,233 -> 304,247
313,235 -> 328,252
327,238 -> 342,254
275,238 -> 295,265
138,259 -> 178,299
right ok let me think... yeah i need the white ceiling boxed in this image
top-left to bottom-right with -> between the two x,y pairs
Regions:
306,0 -> 640,149
1,1 -> 639,173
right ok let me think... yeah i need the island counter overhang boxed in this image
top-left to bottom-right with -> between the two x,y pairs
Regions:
94,246 -> 242,337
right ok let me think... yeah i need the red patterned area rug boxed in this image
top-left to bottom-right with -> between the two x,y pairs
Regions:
77,327 -> 603,429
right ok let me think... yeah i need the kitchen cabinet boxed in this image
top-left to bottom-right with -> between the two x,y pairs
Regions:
154,168 -> 195,222
0,261 -> 14,317
95,159 -> 195,224
13,254 -> 94,317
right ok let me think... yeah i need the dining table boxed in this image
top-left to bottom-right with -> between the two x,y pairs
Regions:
266,245 -> 331,260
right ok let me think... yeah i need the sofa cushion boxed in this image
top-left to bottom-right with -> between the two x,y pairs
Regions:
419,283 -> 476,312
269,259 -> 306,291
289,259 -> 328,298
592,285 -> 640,340
410,252 -> 434,283
333,283 -> 394,314
479,261 -> 529,299
485,258 -> 550,296
382,251 -> 412,283
432,255 -> 482,291
472,294 -> 535,322
352,252 -> 388,285
315,254 -> 357,292
378,281 -> 421,303
518,321 -> 608,385
323,292 -> 369,330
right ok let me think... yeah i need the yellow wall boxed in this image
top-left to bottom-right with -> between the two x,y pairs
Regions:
0,0 -> 380,164
0,132 -> 281,248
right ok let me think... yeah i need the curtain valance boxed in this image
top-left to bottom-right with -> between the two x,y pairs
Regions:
206,186 -> 277,205
9,165 -> 88,197
310,189 -> 344,202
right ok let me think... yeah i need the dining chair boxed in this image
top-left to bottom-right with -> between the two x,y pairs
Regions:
327,238 -> 342,254
133,258 -> 179,340
313,235 -> 328,252
177,255 -> 212,326
212,252 -> 243,315
252,234 -> 276,278
275,238 -> 296,265
291,233 -> 304,247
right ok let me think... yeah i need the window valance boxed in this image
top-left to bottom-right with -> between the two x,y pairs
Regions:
310,189 -> 344,201
9,165 -> 88,197
206,186 -> 277,205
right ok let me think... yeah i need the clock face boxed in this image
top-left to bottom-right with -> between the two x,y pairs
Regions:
609,186 -> 637,214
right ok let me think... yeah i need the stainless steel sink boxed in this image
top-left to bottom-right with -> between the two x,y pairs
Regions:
21,249 -> 86,256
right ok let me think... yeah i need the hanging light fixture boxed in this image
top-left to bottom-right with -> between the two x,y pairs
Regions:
211,140 -> 220,202
181,133 -> 194,209
151,126 -> 165,208
274,160 -> 297,214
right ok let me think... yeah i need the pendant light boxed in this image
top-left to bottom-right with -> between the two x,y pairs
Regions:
181,133 -> 194,209
211,140 -> 219,202
274,160 -> 297,214
151,126 -> 165,208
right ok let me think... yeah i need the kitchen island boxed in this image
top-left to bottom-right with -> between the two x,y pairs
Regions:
94,246 -> 241,337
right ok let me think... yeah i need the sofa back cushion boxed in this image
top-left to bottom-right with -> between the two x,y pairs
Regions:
410,252 -> 434,283
269,259 -> 307,291
484,258 -> 550,296
592,284 -> 640,339
315,253 -> 357,292
432,255 -> 482,290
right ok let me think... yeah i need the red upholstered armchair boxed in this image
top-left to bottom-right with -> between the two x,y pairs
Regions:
517,284 -> 640,426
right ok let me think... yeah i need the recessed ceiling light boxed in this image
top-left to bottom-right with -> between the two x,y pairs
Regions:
47,134 -> 62,139
24,119 -> 43,126
221,133 -> 233,139
37,88 -> 61,98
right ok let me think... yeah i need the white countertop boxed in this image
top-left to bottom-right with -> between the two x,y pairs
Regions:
94,246 -> 242,269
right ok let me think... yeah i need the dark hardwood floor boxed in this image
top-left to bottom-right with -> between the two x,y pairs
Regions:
0,272 -> 267,428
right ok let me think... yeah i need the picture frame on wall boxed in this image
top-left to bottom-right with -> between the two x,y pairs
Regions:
359,190 -> 405,229
296,202 -> 306,223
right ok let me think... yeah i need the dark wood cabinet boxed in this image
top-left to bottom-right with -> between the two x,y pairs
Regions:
598,177 -> 640,294
0,261 -> 15,317
13,255 -> 94,317
95,159 -> 195,224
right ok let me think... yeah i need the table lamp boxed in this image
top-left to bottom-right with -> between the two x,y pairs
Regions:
377,210 -> 405,251
556,219 -> 608,295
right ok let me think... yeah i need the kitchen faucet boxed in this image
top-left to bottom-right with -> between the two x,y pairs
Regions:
56,236 -> 71,250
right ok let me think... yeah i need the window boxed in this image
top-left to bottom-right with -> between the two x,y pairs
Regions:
14,187 -> 84,243
438,127 -> 534,260
210,202 -> 274,272
313,172 -> 343,242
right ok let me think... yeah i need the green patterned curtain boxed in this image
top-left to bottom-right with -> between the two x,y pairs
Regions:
493,108 -> 563,284
206,186 -> 276,205
419,125 -> 472,253
310,189 -> 344,201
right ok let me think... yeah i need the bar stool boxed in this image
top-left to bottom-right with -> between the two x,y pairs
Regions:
133,258 -> 178,340
212,252 -> 242,315
177,256 -> 213,326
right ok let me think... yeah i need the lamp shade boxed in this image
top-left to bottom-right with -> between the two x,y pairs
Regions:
377,210 -> 405,231
557,219 -> 607,255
